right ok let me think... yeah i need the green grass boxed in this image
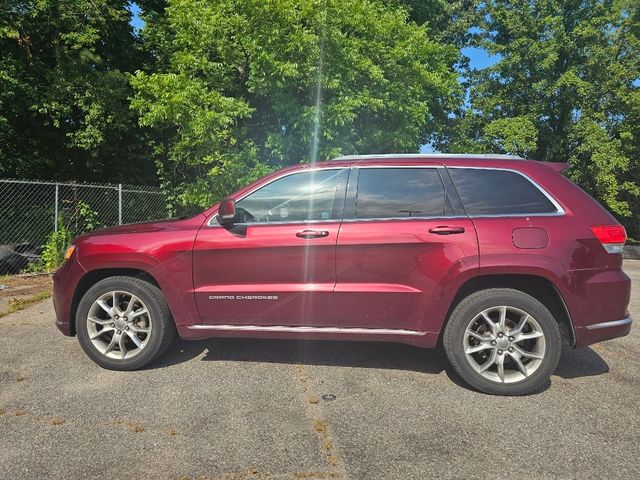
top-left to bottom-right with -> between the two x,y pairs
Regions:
0,291 -> 51,318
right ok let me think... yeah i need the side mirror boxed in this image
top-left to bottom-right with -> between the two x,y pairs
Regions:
217,197 -> 236,225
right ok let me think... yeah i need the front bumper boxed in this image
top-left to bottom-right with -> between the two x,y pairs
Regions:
52,255 -> 86,336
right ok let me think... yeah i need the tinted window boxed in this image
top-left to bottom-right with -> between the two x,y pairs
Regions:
235,169 -> 343,223
355,168 -> 445,218
449,168 -> 557,215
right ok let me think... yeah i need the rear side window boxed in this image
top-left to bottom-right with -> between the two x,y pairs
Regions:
448,168 -> 558,216
355,168 -> 445,218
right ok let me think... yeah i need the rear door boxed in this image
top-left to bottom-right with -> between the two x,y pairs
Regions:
333,165 -> 479,332
193,167 -> 347,326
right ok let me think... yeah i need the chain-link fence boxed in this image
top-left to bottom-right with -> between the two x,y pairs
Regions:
0,178 -> 171,248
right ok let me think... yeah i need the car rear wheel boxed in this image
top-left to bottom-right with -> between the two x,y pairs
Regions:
76,276 -> 175,370
443,288 -> 561,395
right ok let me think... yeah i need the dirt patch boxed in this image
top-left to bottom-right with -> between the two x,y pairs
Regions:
0,274 -> 52,315
294,364 -> 346,479
0,273 -> 52,298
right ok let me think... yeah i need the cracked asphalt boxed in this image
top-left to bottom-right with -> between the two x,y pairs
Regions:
1,261 -> 639,479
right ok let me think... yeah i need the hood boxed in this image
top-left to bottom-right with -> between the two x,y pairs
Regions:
73,213 -> 207,242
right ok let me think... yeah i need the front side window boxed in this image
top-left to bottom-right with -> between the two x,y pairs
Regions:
448,168 -> 558,216
355,168 -> 446,219
234,169 -> 343,223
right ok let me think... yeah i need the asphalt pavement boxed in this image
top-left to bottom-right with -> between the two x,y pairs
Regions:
1,262 -> 639,479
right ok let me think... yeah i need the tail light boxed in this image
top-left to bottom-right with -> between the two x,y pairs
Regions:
591,225 -> 627,254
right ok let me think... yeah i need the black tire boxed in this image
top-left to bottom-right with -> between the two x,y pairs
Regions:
76,276 -> 175,370
443,288 -> 561,396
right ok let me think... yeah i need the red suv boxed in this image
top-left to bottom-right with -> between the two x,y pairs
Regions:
53,154 -> 632,395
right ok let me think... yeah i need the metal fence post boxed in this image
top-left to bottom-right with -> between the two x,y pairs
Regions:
118,183 -> 123,225
54,183 -> 59,232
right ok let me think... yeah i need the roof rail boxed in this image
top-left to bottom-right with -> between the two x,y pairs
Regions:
330,153 -> 525,161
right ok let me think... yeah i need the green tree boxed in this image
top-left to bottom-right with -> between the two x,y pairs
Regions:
438,0 -> 640,236
131,0 -> 461,210
0,0 -> 156,184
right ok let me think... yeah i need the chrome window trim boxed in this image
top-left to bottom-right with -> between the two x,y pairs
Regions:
207,167 -> 345,227
446,166 -> 566,217
340,215 -> 468,223
207,164 -> 565,226
332,153 -> 524,161
352,165 -> 443,169
213,219 -> 344,227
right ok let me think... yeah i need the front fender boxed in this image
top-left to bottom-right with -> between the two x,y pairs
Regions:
77,251 -> 198,327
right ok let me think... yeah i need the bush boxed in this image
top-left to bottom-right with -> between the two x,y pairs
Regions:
38,225 -> 72,272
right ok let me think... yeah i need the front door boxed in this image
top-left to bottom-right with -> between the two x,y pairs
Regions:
193,168 -> 347,326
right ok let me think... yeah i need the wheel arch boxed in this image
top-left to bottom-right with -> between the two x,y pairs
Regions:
440,273 -> 575,347
69,268 -> 162,336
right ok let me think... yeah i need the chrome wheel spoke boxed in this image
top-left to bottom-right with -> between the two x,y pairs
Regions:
478,349 -> 497,373
514,331 -> 544,343
112,291 -> 121,313
466,329 -> 492,342
481,312 -> 500,337
126,331 -> 143,348
129,324 -> 150,334
498,306 -> 507,331
125,295 -> 140,315
465,342 -> 493,354
129,308 -> 148,320
96,300 -> 112,316
508,351 -> 528,378
88,315 -> 111,326
496,354 -> 505,383
90,327 -> 113,340
104,333 -> 118,354
513,344 -> 543,360
118,333 -> 127,359
511,314 -> 530,335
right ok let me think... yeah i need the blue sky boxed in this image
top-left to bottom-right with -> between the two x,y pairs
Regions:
462,46 -> 500,70
130,3 -> 144,33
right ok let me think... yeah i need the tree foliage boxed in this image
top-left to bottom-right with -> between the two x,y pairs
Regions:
0,0 -> 156,184
438,0 -> 640,235
131,0 -> 461,209
1,0 -> 638,236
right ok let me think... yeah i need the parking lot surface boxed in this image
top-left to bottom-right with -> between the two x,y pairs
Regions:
1,262 -> 639,479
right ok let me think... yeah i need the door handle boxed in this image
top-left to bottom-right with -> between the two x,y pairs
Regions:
428,226 -> 465,235
296,230 -> 330,239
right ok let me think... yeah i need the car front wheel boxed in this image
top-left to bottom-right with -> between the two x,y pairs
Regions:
443,288 -> 562,395
76,276 -> 175,370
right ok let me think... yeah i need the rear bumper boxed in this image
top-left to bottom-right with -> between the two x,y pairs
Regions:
585,316 -> 633,331
565,268 -> 631,347
575,315 -> 633,347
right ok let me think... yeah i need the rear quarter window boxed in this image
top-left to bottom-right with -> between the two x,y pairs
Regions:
448,168 -> 558,216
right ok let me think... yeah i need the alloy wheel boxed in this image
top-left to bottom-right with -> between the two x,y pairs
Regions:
463,305 -> 546,384
86,290 -> 152,360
